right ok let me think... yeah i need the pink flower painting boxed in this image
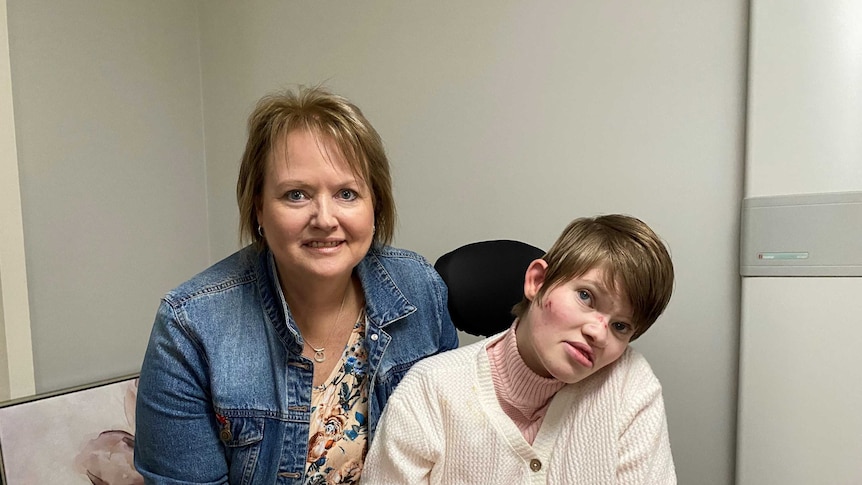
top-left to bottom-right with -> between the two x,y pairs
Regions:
0,375 -> 143,485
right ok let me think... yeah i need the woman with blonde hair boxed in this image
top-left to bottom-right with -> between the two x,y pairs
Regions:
135,86 -> 458,484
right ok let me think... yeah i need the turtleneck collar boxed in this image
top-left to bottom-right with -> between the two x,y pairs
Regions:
487,320 -> 565,425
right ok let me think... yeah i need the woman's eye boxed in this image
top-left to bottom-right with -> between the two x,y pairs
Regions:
611,322 -> 632,334
338,189 -> 358,201
285,190 -> 305,201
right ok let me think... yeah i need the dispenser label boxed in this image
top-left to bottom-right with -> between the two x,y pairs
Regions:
757,252 -> 809,260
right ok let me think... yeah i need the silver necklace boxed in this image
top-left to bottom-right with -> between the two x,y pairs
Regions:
304,287 -> 348,363
312,309 -> 366,393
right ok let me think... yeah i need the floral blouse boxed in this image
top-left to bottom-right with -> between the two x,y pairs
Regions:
304,317 -> 369,485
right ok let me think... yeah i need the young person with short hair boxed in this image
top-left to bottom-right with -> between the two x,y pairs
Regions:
362,214 -> 676,484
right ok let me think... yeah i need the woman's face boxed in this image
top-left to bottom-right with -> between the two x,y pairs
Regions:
257,129 -> 375,285
517,261 -> 634,384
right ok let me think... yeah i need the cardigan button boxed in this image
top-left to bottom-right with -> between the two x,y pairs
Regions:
529,458 -> 542,472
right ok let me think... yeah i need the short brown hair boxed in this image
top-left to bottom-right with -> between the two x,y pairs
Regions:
236,85 -> 396,249
512,214 -> 674,340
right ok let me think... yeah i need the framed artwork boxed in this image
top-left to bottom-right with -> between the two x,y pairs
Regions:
0,374 -> 142,485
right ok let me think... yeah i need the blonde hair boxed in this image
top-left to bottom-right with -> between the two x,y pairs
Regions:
236,86 -> 396,249
512,214 -> 674,340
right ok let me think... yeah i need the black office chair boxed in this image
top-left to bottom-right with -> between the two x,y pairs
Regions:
434,240 -> 545,337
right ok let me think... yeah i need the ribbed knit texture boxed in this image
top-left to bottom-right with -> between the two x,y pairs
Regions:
486,322 -> 564,444
362,333 -> 676,485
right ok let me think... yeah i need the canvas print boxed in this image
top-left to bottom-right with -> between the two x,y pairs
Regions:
0,375 -> 142,484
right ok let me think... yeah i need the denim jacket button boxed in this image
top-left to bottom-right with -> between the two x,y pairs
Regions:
220,428 -> 232,442
370,334 -> 378,341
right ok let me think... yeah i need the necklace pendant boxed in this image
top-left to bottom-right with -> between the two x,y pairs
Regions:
313,350 -> 326,363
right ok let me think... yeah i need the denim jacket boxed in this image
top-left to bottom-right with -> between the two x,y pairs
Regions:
134,244 -> 458,484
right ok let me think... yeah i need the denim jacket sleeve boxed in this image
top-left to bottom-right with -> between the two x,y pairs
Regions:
134,300 -> 230,484
414,257 -> 458,353
434,271 -> 459,354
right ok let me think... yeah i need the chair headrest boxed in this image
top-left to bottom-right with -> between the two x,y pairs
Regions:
435,240 -> 545,337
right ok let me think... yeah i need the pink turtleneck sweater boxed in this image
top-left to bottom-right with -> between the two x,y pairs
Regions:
486,321 -> 565,444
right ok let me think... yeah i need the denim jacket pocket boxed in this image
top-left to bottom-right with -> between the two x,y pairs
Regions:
217,414 -> 265,484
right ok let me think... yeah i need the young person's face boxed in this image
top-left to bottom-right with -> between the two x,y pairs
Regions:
517,261 -> 634,384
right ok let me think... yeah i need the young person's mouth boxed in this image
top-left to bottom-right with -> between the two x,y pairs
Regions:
567,341 -> 595,368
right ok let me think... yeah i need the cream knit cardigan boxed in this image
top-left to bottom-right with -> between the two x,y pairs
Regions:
362,335 -> 676,484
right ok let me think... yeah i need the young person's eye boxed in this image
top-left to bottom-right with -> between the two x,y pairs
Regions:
577,289 -> 593,305
337,189 -> 358,201
284,190 -> 306,201
611,322 -> 632,334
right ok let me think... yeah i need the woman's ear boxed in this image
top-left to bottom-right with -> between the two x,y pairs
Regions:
523,259 -> 549,301
256,203 -> 264,231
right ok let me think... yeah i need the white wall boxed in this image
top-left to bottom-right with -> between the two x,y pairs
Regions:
737,1 -> 862,483
738,278 -> 862,484
198,2 -> 747,484
0,0 -> 35,400
745,0 -> 862,197
6,0 -> 210,393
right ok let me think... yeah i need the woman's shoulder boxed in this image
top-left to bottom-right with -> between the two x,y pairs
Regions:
367,244 -> 433,268
165,246 -> 260,305
362,245 -> 442,289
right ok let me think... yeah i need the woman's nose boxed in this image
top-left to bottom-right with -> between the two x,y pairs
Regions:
311,198 -> 337,229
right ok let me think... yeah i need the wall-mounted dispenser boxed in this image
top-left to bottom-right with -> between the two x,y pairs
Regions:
740,191 -> 862,276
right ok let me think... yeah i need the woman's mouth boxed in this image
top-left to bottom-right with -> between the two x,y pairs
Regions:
306,240 -> 342,248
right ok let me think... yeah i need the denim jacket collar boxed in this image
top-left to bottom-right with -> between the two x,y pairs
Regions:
254,246 -> 417,355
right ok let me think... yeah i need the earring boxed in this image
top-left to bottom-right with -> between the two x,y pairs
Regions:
257,224 -> 264,238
